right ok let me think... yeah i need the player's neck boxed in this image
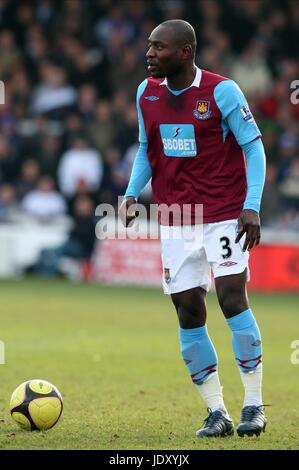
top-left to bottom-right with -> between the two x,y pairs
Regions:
166,64 -> 197,91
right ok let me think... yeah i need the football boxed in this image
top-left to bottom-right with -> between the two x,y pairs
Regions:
10,379 -> 63,431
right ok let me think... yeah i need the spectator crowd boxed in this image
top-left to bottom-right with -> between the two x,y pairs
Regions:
0,0 -> 299,233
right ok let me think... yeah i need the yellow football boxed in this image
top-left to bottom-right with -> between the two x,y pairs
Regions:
10,379 -> 63,431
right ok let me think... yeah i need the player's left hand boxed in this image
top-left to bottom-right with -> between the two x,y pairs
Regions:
235,209 -> 261,252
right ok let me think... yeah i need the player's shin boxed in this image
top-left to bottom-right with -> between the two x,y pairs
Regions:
226,309 -> 263,407
179,326 -> 228,415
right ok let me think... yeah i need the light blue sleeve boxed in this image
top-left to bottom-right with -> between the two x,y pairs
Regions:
214,80 -> 261,146
124,80 -> 152,198
241,138 -> 266,213
136,79 -> 148,144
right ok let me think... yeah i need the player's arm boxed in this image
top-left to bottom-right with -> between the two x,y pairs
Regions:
120,142 -> 151,227
237,138 -> 266,251
119,80 -> 152,227
214,80 -> 266,251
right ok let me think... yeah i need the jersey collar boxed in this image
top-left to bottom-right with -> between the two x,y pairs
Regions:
159,66 -> 202,89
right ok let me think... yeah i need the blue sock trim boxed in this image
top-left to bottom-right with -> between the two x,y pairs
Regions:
226,308 -> 255,331
226,309 -> 262,373
179,325 -> 208,339
179,324 -> 218,385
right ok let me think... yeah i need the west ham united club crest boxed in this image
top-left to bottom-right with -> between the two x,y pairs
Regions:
164,268 -> 171,284
194,100 -> 211,120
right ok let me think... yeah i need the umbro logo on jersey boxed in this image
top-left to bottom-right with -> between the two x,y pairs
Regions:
252,339 -> 262,347
144,95 -> 159,101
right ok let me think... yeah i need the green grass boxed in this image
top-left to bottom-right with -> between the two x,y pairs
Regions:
0,278 -> 298,450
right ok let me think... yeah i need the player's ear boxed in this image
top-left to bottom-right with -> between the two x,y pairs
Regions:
181,44 -> 192,60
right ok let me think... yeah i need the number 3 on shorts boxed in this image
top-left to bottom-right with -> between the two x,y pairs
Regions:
220,236 -> 232,259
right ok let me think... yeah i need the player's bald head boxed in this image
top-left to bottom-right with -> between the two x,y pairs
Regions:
147,20 -> 197,78
155,20 -> 197,59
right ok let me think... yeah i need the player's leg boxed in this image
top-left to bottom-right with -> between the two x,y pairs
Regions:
171,285 -> 207,329
160,225 -> 233,437
215,270 -> 266,436
205,219 -> 266,436
171,287 -> 233,437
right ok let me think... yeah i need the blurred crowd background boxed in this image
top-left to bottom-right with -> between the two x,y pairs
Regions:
0,0 -> 299,240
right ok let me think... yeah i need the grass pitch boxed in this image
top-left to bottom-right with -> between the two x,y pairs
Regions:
0,278 -> 298,450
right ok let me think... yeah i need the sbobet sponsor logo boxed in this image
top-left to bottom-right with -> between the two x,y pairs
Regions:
160,124 -> 197,157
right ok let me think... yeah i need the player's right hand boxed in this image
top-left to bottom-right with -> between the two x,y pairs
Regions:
118,196 -> 137,227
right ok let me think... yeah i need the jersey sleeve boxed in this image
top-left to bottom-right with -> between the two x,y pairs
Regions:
136,79 -> 148,144
124,80 -> 152,198
241,138 -> 266,213
124,142 -> 152,198
214,80 -> 261,146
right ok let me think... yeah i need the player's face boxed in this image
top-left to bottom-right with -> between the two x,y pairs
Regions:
146,28 -> 183,78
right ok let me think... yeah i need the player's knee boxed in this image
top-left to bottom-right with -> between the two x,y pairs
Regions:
171,291 -> 206,328
177,309 -> 205,328
171,291 -> 202,316
218,293 -> 248,318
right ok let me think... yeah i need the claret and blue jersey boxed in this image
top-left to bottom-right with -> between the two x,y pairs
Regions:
125,67 -> 266,224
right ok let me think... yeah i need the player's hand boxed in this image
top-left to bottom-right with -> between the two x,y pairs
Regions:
235,209 -> 261,252
118,196 -> 137,227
